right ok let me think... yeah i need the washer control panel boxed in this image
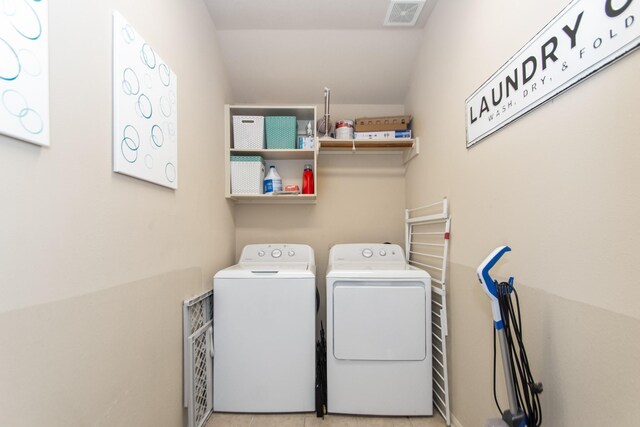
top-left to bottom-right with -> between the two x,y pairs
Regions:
331,243 -> 405,263
240,244 -> 314,263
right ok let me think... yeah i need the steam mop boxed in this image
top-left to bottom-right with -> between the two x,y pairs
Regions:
477,246 -> 543,427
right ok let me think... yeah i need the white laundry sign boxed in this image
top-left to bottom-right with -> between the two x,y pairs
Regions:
465,0 -> 640,148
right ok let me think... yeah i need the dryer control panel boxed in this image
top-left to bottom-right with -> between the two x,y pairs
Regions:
329,243 -> 405,263
240,244 -> 315,264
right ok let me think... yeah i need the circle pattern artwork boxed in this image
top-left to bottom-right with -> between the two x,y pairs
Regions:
19,107 -> 43,134
140,43 -> 156,69
0,0 -> 48,146
121,24 -> 135,44
151,124 -> 164,148
121,124 -> 140,163
122,67 -> 140,96
165,162 -> 176,182
159,96 -> 171,118
113,12 -> 177,188
136,93 -> 152,119
2,89 -> 28,116
159,63 -> 170,87
0,38 -> 21,80
8,0 -> 42,41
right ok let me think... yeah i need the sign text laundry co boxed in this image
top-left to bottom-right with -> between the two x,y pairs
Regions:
465,0 -> 639,148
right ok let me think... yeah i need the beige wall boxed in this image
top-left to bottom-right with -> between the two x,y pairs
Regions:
4,1 -> 638,425
405,0 -> 640,425
0,0 -> 233,425
234,104 -> 407,326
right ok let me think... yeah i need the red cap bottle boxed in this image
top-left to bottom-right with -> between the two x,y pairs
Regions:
302,164 -> 314,195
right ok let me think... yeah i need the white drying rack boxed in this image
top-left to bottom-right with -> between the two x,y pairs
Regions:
405,198 -> 451,426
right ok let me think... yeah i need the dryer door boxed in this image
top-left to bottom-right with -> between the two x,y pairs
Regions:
332,281 -> 427,361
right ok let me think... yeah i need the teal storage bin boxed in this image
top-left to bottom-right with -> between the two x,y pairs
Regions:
265,116 -> 297,149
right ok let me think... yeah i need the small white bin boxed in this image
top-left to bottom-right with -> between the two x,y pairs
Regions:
231,156 -> 265,194
233,116 -> 264,149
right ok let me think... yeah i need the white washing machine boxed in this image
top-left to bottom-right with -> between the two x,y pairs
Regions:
326,243 -> 432,416
213,244 -> 316,413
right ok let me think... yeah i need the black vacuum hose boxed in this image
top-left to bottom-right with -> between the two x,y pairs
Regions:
493,281 -> 543,426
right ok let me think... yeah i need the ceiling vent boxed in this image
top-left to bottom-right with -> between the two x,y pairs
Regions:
384,0 -> 426,26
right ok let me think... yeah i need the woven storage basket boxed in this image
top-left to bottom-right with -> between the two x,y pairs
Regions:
265,116 -> 297,149
230,156 -> 265,194
232,116 -> 264,149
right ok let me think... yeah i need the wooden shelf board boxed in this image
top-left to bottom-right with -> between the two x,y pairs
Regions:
318,138 -> 419,164
228,105 -> 316,121
230,148 -> 315,160
228,193 -> 317,204
318,138 -> 414,150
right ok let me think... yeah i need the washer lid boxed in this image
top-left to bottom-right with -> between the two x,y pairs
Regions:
214,262 -> 315,279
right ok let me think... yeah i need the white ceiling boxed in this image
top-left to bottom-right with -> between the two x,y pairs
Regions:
203,0 -> 437,105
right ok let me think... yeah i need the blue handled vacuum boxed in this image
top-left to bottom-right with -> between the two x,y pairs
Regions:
477,246 -> 543,427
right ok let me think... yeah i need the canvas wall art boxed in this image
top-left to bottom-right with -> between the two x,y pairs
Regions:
0,0 -> 49,146
113,11 -> 178,189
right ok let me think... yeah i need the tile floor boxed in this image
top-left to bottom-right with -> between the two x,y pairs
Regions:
205,412 -> 446,427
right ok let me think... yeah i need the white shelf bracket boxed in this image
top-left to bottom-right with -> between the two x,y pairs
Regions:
403,137 -> 419,164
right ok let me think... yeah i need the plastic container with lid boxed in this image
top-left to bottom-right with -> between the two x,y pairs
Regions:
335,120 -> 354,140
230,155 -> 265,194
264,165 -> 282,194
302,164 -> 314,195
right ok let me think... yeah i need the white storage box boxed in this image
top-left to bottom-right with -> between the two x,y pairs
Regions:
231,156 -> 265,194
233,116 -> 264,149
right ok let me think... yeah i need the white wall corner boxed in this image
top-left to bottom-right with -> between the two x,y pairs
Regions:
451,414 -> 464,427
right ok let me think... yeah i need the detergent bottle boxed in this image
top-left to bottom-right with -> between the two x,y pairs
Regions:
264,165 -> 282,194
302,164 -> 314,195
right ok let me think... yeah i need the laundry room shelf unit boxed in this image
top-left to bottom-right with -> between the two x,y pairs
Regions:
225,105 -> 317,204
318,137 -> 419,164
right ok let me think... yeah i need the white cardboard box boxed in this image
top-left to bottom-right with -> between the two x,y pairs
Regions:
353,130 -> 412,140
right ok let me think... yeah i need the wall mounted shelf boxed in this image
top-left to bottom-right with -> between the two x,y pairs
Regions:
229,148 -> 315,161
224,105 -> 318,204
318,138 -> 419,164
224,105 -> 419,204
228,194 -> 317,204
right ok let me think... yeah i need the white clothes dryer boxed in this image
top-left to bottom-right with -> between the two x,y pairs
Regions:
213,244 -> 316,413
326,243 -> 432,416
